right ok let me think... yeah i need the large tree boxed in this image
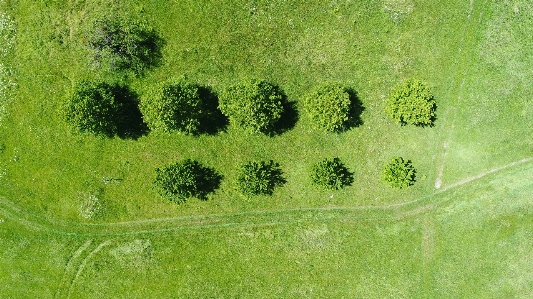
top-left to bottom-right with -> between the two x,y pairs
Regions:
154,159 -> 222,202
64,81 -> 122,137
140,79 -> 205,135
219,79 -> 284,135
382,157 -> 416,189
385,79 -> 436,126
86,15 -> 162,75
236,160 -> 285,196
303,83 -> 352,132
310,157 -> 353,190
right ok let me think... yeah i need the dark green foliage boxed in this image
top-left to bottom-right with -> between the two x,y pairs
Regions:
386,79 -> 436,126
219,79 -> 285,135
382,157 -> 416,189
303,83 -> 352,132
154,159 -> 222,202
140,79 -> 204,135
64,81 -> 121,137
310,157 -> 353,190
87,16 -> 163,75
236,160 -> 286,196
64,81 -> 147,138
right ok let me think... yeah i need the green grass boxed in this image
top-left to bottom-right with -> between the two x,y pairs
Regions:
1,0 -> 533,297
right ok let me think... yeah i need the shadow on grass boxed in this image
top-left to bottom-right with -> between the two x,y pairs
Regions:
197,86 -> 229,135
271,86 -> 299,136
113,85 -> 149,139
343,88 -> 365,130
196,166 -> 224,201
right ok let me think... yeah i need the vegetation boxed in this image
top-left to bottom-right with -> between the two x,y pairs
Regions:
219,79 -> 285,135
154,159 -> 222,202
385,79 -> 436,126
382,157 -> 416,189
140,79 -> 205,135
236,160 -> 285,196
310,157 -> 353,190
2,0 -> 533,297
86,15 -> 162,75
303,83 -> 352,132
63,81 -> 122,137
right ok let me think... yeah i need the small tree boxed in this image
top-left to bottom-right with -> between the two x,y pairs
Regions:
236,160 -> 285,196
385,79 -> 436,126
87,16 -> 162,74
219,79 -> 284,135
382,157 -> 416,189
310,157 -> 353,190
140,79 -> 205,134
303,83 -> 352,132
64,81 -> 122,137
154,159 -> 222,202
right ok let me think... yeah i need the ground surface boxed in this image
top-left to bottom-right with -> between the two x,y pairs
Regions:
1,0 -> 532,297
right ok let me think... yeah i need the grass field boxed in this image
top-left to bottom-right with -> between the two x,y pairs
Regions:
1,0 -> 533,297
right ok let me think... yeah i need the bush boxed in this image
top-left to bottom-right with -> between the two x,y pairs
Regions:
64,81 -> 122,137
236,160 -> 286,196
310,157 -> 353,190
382,157 -> 416,189
219,79 -> 284,134
87,16 -> 162,75
385,79 -> 436,126
303,83 -> 352,132
140,79 -> 205,135
154,159 -> 222,202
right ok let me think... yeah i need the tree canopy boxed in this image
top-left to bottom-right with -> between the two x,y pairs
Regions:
385,79 -> 436,126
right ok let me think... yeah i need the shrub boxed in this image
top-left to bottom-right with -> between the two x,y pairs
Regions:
86,16 -> 162,75
236,160 -> 286,196
140,79 -> 205,135
382,157 -> 416,189
64,81 -> 122,137
154,159 -> 222,202
385,79 -> 436,126
303,83 -> 352,132
310,157 -> 353,190
219,79 -> 284,134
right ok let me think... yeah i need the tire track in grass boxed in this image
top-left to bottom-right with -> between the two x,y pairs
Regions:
54,239 -> 93,299
65,240 -> 113,299
0,156 -> 531,236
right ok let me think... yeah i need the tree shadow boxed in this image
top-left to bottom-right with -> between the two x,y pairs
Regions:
112,85 -> 149,139
271,87 -> 299,136
196,166 -> 224,201
197,86 -> 229,135
343,88 -> 365,130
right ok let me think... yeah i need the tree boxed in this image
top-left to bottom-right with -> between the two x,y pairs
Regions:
303,83 -> 352,132
382,157 -> 416,189
154,159 -> 222,202
63,81 -> 122,137
385,79 -> 436,126
236,160 -> 286,196
219,79 -> 284,135
140,79 -> 205,135
86,15 -> 162,75
310,157 -> 353,190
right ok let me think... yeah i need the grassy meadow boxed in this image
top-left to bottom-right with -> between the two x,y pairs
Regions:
1,0 -> 533,297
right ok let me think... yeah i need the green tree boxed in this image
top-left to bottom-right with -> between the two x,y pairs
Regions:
87,16 -> 162,75
303,83 -> 352,132
63,81 -> 122,137
219,79 -> 284,135
236,160 -> 286,196
385,79 -> 436,126
310,157 -> 353,190
382,157 -> 416,189
140,79 -> 205,135
154,159 -> 222,202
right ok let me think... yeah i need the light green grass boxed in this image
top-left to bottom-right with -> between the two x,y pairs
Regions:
1,0 -> 533,297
